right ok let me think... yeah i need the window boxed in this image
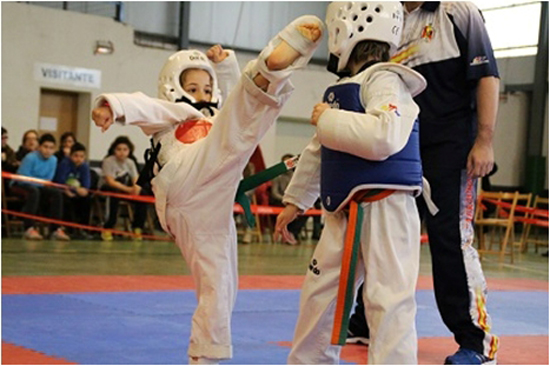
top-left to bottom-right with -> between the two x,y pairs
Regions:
474,1 -> 542,58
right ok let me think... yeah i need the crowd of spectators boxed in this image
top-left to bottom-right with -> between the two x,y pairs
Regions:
2,127 -> 323,243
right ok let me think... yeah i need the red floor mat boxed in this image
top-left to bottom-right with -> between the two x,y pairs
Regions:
2,342 -> 76,365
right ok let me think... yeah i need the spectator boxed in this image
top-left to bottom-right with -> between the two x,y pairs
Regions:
270,153 -> 308,244
54,142 -> 92,238
101,136 -> 147,241
54,132 -> 77,162
15,129 -> 39,162
10,133 -> 70,240
2,127 -> 19,173
241,161 -> 256,244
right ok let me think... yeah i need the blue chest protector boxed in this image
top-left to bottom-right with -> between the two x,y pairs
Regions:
321,82 -> 423,212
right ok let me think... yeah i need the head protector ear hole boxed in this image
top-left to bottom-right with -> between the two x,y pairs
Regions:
361,4 -> 368,11
375,5 -> 383,12
358,26 -> 364,32
366,16 -> 373,23
352,14 -> 358,21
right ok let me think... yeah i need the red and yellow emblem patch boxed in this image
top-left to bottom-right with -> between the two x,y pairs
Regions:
381,103 -> 401,117
421,24 -> 435,41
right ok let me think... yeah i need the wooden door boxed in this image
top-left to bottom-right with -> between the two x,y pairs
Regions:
38,89 -> 79,144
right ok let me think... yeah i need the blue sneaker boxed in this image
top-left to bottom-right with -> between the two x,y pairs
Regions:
444,348 -> 496,365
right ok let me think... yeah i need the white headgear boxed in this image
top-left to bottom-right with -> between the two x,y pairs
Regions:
157,49 -> 222,107
325,2 -> 403,72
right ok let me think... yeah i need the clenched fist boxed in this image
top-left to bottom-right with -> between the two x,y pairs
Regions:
92,106 -> 114,132
311,103 -> 330,126
206,44 -> 229,64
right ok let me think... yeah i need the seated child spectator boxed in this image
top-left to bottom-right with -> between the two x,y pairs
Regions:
54,142 -> 92,237
101,136 -> 147,241
54,132 -> 77,163
15,129 -> 39,162
11,133 -> 70,240
2,127 -> 19,173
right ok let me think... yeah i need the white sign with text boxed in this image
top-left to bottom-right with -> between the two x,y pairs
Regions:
35,63 -> 101,89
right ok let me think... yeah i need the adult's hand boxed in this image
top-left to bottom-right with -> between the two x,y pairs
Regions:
467,140 -> 494,178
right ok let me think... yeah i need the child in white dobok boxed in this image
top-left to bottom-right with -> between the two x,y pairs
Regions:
276,2 -> 431,364
91,16 -> 323,364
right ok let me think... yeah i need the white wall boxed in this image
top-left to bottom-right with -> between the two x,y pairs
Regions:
1,2 -> 333,166
2,2 -> 546,188
492,92 -> 529,187
493,56 -> 549,188
2,3 -> 169,163
189,2 -> 329,60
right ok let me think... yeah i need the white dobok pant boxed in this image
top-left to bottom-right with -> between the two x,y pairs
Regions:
288,192 -> 421,364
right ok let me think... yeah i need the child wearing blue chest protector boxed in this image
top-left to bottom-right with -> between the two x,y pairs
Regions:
91,16 -> 324,365
275,2 -> 435,364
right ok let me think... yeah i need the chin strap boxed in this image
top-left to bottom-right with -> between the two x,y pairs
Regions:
174,96 -> 218,117
326,53 -> 351,78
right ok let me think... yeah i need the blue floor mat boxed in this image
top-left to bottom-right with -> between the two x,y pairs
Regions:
2,289 -> 548,364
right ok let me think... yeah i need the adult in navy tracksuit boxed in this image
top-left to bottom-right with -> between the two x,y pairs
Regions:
348,2 -> 500,364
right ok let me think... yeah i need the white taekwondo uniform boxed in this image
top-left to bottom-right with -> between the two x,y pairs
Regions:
285,62 -> 427,365
93,16 -> 322,361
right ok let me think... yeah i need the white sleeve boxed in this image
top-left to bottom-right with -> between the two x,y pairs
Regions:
282,134 -> 322,211
212,50 -> 241,105
316,71 -> 419,161
93,92 -> 205,136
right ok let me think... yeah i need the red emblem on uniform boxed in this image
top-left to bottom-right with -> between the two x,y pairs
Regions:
175,119 -> 212,144
421,24 -> 435,41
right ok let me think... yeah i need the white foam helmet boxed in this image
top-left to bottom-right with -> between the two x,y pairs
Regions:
157,49 -> 221,106
326,2 -> 403,72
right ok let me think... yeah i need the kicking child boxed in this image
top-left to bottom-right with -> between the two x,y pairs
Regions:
275,2 -> 428,364
91,16 -> 323,364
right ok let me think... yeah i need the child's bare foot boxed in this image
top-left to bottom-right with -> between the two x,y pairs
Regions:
266,23 -> 322,71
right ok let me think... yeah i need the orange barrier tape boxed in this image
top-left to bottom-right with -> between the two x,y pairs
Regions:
2,209 -> 172,241
482,198 -> 549,218
233,204 -> 323,216
4,172 -> 323,214
514,217 -> 549,228
2,172 -> 155,203
3,209 -> 431,243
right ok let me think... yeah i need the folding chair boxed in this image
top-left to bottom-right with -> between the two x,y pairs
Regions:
511,192 -> 532,254
519,195 -> 549,254
2,178 -> 24,237
475,191 -> 520,263
119,201 -> 134,232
